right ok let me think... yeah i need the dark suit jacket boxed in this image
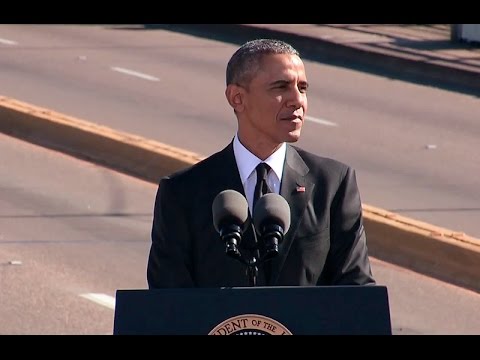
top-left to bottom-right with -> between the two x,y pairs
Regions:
147,142 -> 375,288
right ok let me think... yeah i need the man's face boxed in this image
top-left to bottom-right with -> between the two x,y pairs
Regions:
239,53 -> 308,148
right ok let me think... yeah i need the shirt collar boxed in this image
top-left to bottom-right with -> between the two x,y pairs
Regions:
233,134 -> 286,185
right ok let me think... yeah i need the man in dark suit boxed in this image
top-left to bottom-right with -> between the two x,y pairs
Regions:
147,39 -> 375,288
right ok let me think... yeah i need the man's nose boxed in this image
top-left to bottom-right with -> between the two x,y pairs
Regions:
286,87 -> 305,108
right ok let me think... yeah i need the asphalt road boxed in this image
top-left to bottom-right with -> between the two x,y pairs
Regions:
0,133 -> 154,334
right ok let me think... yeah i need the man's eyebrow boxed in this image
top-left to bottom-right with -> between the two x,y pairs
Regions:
269,79 -> 309,88
269,79 -> 290,86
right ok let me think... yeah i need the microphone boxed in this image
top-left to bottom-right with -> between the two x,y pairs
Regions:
212,190 -> 249,260
253,193 -> 291,261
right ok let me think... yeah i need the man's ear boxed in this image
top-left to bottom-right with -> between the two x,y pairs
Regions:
225,84 -> 245,113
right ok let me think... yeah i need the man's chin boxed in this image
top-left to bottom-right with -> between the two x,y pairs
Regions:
285,132 -> 301,143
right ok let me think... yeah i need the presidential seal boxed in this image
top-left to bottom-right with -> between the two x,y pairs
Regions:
208,314 -> 292,335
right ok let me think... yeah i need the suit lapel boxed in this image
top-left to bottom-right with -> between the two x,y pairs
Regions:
270,145 -> 314,285
213,141 -> 258,252
213,141 -> 244,194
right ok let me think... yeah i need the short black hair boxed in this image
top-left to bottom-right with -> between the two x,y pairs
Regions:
226,39 -> 299,87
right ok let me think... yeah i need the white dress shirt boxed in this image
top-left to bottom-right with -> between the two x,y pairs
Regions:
233,134 -> 286,215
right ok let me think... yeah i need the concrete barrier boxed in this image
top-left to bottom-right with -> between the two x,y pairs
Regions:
363,204 -> 480,292
0,96 -> 205,183
1,95 -> 479,293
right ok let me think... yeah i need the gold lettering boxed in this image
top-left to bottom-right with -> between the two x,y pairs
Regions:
224,323 -> 233,334
250,319 -> 259,327
214,328 -> 228,335
263,322 -> 277,332
231,319 -> 245,331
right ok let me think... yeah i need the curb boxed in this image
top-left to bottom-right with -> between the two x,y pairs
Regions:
1,96 -> 479,293
163,24 -> 480,97
0,96 -> 205,183
363,204 -> 480,292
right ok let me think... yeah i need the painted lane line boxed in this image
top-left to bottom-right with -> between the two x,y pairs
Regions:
111,66 -> 160,81
80,293 -> 116,310
305,115 -> 338,127
0,38 -> 18,45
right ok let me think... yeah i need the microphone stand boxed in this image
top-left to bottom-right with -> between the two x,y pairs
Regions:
223,224 -> 281,287
246,257 -> 258,287
224,242 -> 259,287
220,223 -> 258,287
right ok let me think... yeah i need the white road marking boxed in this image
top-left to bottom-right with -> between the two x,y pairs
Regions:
305,115 -> 338,127
0,38 -> 18,45
111,66 -> 160,81
80,293 -> 116,310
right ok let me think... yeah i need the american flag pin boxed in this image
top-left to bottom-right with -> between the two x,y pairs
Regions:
296,186 -> 306,193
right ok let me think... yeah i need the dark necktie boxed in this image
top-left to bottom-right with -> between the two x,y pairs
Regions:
253,162 -> 273,284
252,162 -> 271,213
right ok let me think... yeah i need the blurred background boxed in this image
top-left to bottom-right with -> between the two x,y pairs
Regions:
0,24 -> 479,334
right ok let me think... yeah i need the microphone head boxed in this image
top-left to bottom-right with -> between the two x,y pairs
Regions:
253,193 -> 291,233
212,190 -> 249,233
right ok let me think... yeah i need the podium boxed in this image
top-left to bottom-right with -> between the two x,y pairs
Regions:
113,285 -> 391,335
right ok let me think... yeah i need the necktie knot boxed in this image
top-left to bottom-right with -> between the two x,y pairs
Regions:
256,162 -> 270,185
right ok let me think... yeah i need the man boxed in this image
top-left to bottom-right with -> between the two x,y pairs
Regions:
147,39 -> 375,288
